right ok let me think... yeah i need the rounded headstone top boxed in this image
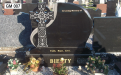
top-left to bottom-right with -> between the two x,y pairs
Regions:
30,3 -> 92,47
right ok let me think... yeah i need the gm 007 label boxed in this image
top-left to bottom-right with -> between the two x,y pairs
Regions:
5,3 -> 22,9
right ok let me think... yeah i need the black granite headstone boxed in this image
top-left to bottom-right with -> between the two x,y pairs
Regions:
107,0 -> 118,3
93,17 -> 121,52
106,1 -> 116,16
31,3 -> 92,48
87,9 -> 101,19
93,0 -> 99,6
32,0 -> 39,3
26,3 -> 92,66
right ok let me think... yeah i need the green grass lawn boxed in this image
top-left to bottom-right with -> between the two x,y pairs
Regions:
83,6 -> 97,11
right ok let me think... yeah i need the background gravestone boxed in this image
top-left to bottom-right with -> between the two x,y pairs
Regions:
26,0 -> 32,3
67,0 -> 73,3
93,0 -> 99,6
106,1 -> 116,16
77,0 -> 83,5
0,4 -> 3,15
93,17 -> 121,52
87,9 -> 101,19
14,4 -> 37,14
107,0 -> 118,3
32,0 -> 39,3
0,13 -> 32,47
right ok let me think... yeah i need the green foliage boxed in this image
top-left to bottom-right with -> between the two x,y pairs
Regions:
39,0 -> 42,3
85,56 -> 109,75
23,56 -> 41,73
52,62 -> 67,75
83,6 -> 97,11
7,58 -> 21,70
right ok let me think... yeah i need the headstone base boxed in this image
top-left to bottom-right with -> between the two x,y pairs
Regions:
25,48 -> 92,67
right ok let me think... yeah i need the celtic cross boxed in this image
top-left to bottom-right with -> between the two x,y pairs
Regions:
30,3 -> 54,47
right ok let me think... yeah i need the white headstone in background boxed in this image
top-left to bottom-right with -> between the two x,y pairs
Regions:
100,0 -> 105,4
82,0 -> 85,4
56,0 -> 66,3
116,1 -> 121,17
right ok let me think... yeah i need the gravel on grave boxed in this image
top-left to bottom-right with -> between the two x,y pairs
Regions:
4,65 -> 119,75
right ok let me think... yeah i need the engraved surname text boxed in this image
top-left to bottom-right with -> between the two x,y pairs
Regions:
50,59 -> 72,63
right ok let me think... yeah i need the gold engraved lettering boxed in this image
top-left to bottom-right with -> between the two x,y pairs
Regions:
58,50 -> 64,52
65,50 -> 71,52
50,59 -> 53,63
64,59 -> 67,63
62,10 -> 82,12
68,59 -> 71,63
50,59 -> 72,63
56,59 -> 59,63
54,59 -> 56,63
50,50 -> 56,52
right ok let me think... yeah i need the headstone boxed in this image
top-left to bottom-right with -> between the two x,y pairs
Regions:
108,0 -> 118,3
106,1 -> 116,16
26,2 -> 92,66
96,4 -> 107,13
100,0 -> 105,4
56,0 -> 66,3
26,0 -> 38,3
68,0 -> 74,3
82,0 -> 85,4
0,4 -> 3,15
115,1 -> 121,17
48,0 -> 53,10
32,0 -> 39,3
93,17 -> 121,52
0,13 -> 32,47
26,0 -> 32,3
78,0 -> 83,5
18,0 -> 23,3
14,4 -> 38,14
93,0 -> 99,6
11,0 -> 16,3
87,9 -> 101,19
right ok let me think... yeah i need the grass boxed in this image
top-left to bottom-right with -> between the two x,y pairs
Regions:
83,6 -> 97,11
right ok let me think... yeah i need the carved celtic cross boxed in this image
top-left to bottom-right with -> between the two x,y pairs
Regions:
30,3 -> 54,47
